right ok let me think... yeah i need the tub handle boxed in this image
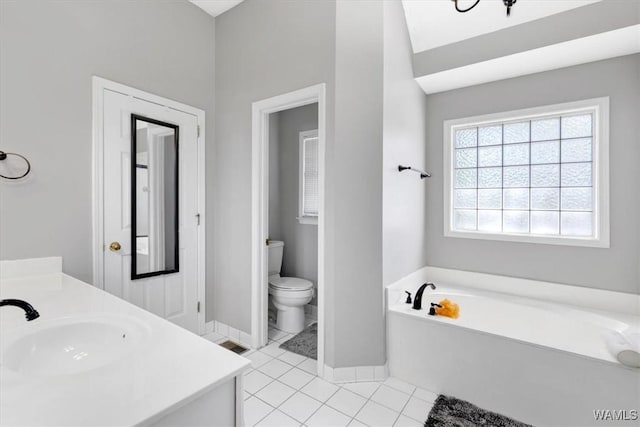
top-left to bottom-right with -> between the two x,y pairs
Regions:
429,302 -> 442,316
405,291 -> 412,304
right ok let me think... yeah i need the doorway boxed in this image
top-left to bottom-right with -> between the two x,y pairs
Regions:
92,77 -> 206,335
251,84 -> 326,377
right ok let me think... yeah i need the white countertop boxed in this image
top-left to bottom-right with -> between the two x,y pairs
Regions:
0,259 -> 250,426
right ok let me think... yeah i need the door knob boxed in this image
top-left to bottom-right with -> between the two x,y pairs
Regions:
109,242 -> 122,252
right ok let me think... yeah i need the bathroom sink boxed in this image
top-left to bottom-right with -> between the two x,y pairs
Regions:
1,315 -> 150,376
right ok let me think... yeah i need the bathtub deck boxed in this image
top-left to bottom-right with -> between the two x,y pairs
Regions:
386,272 -> 640,427
388,310 -> 639,426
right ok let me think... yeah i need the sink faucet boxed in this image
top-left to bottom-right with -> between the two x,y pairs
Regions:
0,299 -> 40,321
412,283 -> 436,310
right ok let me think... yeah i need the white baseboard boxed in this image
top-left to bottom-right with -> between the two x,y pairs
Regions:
323,363 -> 388,383
204,321 -> 215,334
214,320 -> 253,349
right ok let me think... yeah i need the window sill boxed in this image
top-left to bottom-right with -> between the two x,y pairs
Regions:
298,216 -> 318,225
444,229 -> 609,248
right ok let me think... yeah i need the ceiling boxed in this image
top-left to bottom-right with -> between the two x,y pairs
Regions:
190,1 -> 603,50
402,0 -> 602,53
189,0 -> 245,18
415,24 -> 640,94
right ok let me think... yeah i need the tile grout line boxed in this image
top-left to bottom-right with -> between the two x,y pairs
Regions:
251,373 -> 430,426
248,394 -> 277,426
255,373 -> 344,425
391,386 -> 417,426
299,382 -> 345,426
241,352 -> 279,396
255,364 -> 339,426
249,349 -> 324,426
352,381 -> 426,427
301,389 -> 339,425
211,331 -> 318,427
248,355 -> 306,398
350,383 -> 381,426
245,335 -> 434,427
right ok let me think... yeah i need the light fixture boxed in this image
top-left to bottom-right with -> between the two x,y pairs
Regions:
451,0 -> 517,17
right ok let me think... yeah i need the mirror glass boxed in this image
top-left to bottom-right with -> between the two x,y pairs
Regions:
131,114 -> 179,279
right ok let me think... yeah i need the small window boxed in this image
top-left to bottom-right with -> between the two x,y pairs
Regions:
299,130 -> 318,225
443,98 -> 609,247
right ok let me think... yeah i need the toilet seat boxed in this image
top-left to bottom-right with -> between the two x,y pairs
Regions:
268,276 -> 313,291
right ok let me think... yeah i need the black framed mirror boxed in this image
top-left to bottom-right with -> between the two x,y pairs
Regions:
131,114 -> 179,280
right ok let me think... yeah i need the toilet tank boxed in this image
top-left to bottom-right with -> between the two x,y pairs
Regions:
268,241 -> 284,276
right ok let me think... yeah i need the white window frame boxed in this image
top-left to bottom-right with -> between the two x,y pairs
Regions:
299,129 -> 319,225
443,97 -> 610,248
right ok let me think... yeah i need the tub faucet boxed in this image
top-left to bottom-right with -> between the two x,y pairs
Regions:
412,283 -> 436,310
0,299 -> 40,321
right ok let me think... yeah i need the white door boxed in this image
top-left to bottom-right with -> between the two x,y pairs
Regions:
102,88 -> 200,333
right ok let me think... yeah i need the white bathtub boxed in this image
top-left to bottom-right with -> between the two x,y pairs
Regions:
387,267 -> 640,427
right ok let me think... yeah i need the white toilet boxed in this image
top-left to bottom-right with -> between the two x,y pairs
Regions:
268,241 -> 314,334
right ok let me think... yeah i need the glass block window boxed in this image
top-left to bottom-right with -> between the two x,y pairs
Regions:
444,98 -> 609,247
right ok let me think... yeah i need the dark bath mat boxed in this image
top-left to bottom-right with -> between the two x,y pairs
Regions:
425,395 -> 532,427
279,323 -> 317,360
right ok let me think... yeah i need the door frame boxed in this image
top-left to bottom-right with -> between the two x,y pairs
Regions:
91,76 -> 207,335
251,84 -> 326,377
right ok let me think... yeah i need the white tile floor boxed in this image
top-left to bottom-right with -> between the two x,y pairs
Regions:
202,322 -> 438,427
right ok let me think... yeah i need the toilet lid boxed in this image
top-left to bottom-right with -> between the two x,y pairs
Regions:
269,277 -> 313,291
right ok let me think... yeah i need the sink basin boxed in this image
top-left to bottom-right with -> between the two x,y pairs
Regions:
1,315 -> 150,376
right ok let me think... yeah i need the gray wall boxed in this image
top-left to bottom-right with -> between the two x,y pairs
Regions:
382,0 -> 429,286
215,0 -> 386,367
0,1 -> 215,305
424,54 -> 640,294
213,0 -> 336,334
329,0 -> 385,367
270,104 -> 319,303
